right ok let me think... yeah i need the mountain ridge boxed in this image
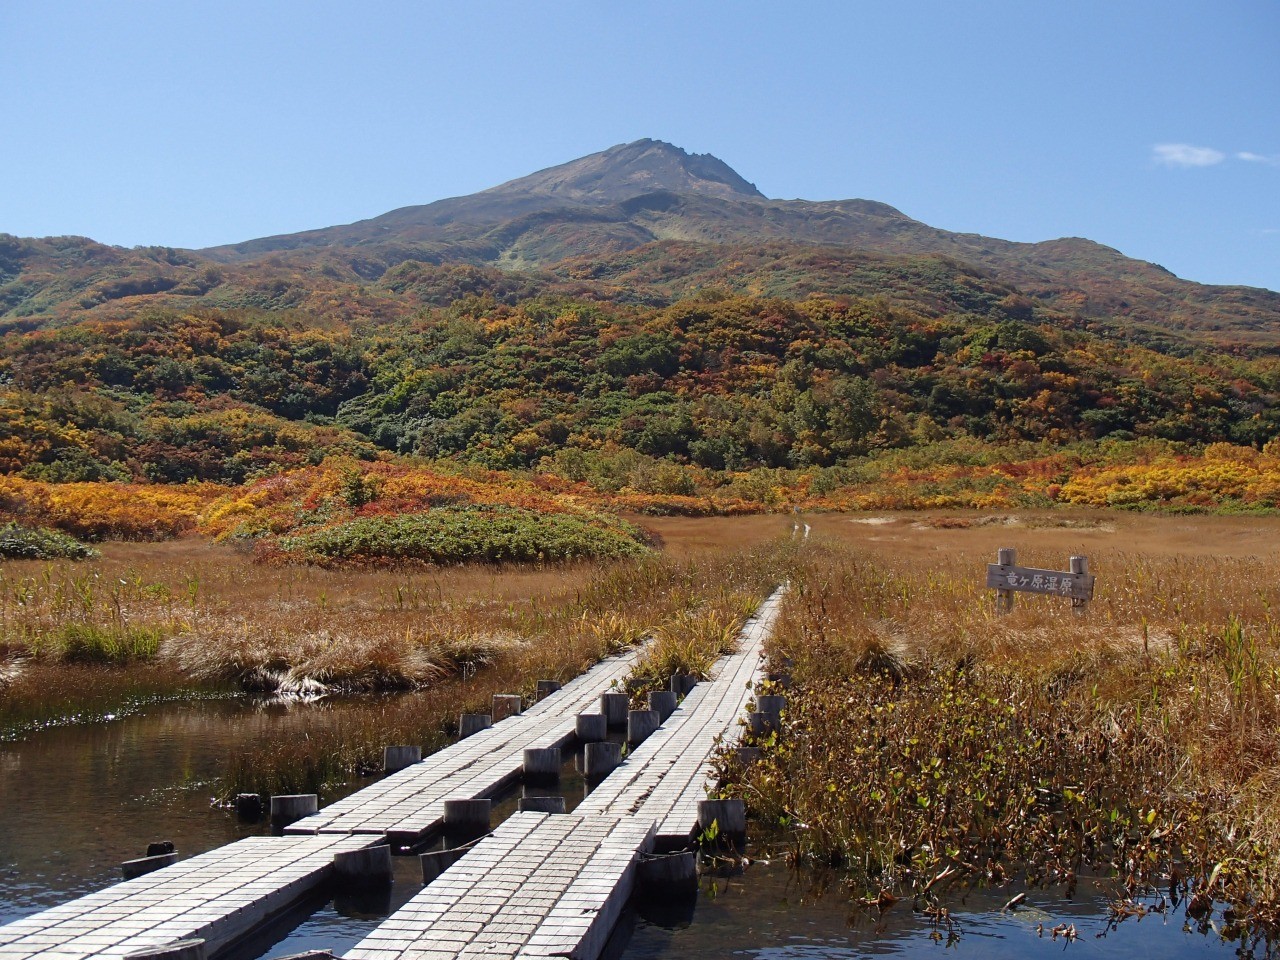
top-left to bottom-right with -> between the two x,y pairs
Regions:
2,139 -> 1277,348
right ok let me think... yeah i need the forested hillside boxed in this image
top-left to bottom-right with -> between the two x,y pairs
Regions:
3,139 -> 1279,531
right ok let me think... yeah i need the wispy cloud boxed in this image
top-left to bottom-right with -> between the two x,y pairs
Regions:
1152,143 -> 1280,169
1153,143 -> 1226,167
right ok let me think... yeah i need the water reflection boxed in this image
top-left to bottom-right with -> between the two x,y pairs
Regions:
614,860 -> 1251,960
0,701 -> 1262,960
0,697 -> 379,923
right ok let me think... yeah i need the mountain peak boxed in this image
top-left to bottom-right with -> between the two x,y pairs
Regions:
481,138 -> 766,204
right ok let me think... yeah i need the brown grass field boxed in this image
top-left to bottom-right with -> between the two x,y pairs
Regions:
4,508 -> 1280,932
717,509 -> 1280,935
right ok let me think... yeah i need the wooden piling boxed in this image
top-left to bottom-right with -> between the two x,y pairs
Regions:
123,940 -> 207,960
458,713 -> 492,738
575,712 -> 607,743
332,844 -> 393,887
748,711 -> 776,738
669,674 -> 697,696
233,793 -> 262,821
382,745 -> 421,774
269,794 -> 318,829
756,694 -> 787,715
600,692 -> 629,728
442,798 -> 491,845
420,847 -> 467,884
121,852 -> 178,880
637,850 -> 697,900
627,709 -> 660,747
536,679 -> 562,700
648,690 -> 678,723
735,746 -> 762,766
492,694 -> 523,721
698,798 -> 747,847
583,741 -> 621,778
517,795 -> 567,814
523,747 -> 562,787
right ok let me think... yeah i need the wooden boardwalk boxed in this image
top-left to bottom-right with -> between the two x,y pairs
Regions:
0,835 -> 374,960
285,647 -> 640,846
574,587 -> 784,846
340,585 -> 787,960
0,647 -> 640,960
346,813 -> 654,960
0,587 -> 787,960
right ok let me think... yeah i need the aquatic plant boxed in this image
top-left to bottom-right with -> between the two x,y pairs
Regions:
728,540 -> 1280,931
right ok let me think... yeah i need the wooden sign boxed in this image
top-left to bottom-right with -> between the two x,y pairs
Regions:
988,548 -> 1093,614
985,563 -> 1094,600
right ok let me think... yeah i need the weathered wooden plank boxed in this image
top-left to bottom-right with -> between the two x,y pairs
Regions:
345,813 -> 655,960
0,835 -> 375,960
283,646 -> 642,842
576,585 -> 785,847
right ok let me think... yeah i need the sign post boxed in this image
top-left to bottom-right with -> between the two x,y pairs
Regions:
995,547 -> 1016,614
987,549 -> 1095,615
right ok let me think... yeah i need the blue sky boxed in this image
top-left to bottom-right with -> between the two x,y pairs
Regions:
2,1 -> 1276,290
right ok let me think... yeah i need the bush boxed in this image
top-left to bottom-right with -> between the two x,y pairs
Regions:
274,505 -> 650,566
0,523 -> 98,560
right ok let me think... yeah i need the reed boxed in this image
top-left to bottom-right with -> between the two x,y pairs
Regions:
216,543 -> 788,795
728,535 -> 1280,930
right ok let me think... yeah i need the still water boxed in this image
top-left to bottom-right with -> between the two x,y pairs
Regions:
0,699 -> 1259,959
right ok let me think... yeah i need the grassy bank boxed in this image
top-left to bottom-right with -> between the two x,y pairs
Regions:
0,530 -> 790,794
218,541 -> 785,795
727,527 -> 1280,932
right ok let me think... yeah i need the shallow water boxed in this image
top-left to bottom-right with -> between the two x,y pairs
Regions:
0,696 -> 380,923
614,863 -> 1252,959
0,700 -> 1258,959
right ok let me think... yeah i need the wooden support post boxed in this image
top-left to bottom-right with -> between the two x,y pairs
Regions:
583,741 -> 621,779
536,679 -> 562,700
637,850 -> 697,900
996,547 -> 1016,615
517,795 -> 567,814
1071,555 -> 1090,616
648,690 -> 677,723
669,674 -> 697,696
269,794 -> 318,829
748,711 -> 777,738
756,694 -> 787,715
600,692 -> 629,728
492,694 -> 523,721
735,746 -> 762,766
383,745 -> 421,774
420,847 -> 467,884
575,713 -> 607,743
458,713 -> 492,738
234,793 -> 262,821
697,798 -> 747,848
124,940 -> 207,960
121,852 -> 178,880
523,747 -> 562,787
442,798 -> 491,845
627,708 -> 660,747
333,844 -> 393,887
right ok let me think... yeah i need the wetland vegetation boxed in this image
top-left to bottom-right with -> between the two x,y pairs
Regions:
4,510 -> 1280,947
719,514 -> 1280,939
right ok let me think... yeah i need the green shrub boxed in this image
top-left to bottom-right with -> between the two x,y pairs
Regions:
0,523 -> 98,560
276,505 -> 649,566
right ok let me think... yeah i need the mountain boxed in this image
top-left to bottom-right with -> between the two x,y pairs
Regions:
2,139 -> 1278,348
